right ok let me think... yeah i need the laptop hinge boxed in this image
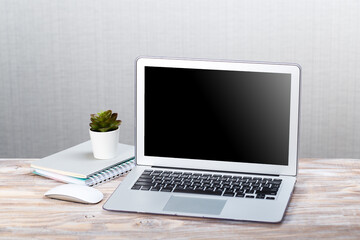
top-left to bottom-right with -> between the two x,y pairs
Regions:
148,165 -> 280,177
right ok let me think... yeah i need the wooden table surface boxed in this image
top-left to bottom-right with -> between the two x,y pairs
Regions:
0,158 -> 360,239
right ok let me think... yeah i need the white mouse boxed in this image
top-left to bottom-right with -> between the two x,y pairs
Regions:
44,184 -> 104,204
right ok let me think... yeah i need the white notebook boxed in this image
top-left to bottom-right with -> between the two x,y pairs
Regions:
31,141 -> 135,178
33,159 -> 135,186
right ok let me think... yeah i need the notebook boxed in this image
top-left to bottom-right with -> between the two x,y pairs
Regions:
31,141 -> 135,178
33,159 -> 135,186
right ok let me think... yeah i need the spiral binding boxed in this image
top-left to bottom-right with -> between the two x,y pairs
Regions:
87,159 -> 136,186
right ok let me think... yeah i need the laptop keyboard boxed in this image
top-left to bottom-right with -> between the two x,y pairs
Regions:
131,169 -> 282,200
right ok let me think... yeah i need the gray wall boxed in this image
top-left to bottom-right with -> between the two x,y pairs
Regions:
1,0 -> 360,158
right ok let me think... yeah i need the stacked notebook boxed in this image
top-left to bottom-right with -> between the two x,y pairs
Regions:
31,141 -> 135,186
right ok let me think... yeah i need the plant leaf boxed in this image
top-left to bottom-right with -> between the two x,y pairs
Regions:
90,110 -> 121,132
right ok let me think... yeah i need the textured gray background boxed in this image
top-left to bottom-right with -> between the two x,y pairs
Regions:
1,0 -> 360,158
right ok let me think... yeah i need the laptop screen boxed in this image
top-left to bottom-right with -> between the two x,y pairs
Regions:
144,66 -> 291,166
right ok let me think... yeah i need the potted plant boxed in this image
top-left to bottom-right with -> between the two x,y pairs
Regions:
89,110 -> 122,159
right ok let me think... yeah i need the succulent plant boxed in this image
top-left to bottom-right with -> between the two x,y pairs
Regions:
90,110 -> 122,132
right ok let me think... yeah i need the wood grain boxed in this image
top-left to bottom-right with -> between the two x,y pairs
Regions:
0,159 -> 360,239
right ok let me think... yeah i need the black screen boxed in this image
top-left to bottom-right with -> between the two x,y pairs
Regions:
144,66 -> 291,165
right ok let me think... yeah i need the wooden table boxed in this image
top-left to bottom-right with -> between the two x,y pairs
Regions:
1,159 -> 359,239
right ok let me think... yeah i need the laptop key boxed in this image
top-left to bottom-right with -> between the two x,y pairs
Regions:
141,172 -> 152,176
257,189 -> 277,195
134,181 -> 153,186
245,189 -> 255,194
261,187 -> 278,192
268,180 -> 281,185
160,187 -> 173,192
223,189 -> 235,197
184,180 -> 193,186
256,194 -> 265,199
230,177 -> 239,182
173,187 -> 222,196
131,185 -> 141,190
235,193 -> 245,198
138,176 -> 152,181
223,193 -> 235,197
236,189 -> 245,194
137,178 -> 153,182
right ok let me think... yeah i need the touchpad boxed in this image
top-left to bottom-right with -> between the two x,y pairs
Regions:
163,196 -> 226,215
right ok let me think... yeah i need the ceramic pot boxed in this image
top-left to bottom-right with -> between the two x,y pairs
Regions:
89,128 -> 119,159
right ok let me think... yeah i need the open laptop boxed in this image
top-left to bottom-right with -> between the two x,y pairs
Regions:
103,57 -> 301,222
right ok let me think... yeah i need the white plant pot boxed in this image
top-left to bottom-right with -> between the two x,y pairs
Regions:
89,128 -> 119,159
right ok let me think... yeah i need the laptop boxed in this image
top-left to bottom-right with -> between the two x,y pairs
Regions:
103,57 -> 301,222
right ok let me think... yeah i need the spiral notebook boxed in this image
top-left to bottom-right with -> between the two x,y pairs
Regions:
33,159 -> 135,186
31,140 -> 135,185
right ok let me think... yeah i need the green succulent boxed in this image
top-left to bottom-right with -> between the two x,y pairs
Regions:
90,110 -> 122,132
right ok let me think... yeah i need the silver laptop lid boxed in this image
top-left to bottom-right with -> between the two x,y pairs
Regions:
136,57 -> 301,176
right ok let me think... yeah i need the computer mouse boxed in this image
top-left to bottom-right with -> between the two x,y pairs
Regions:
44,184 -> 104,204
